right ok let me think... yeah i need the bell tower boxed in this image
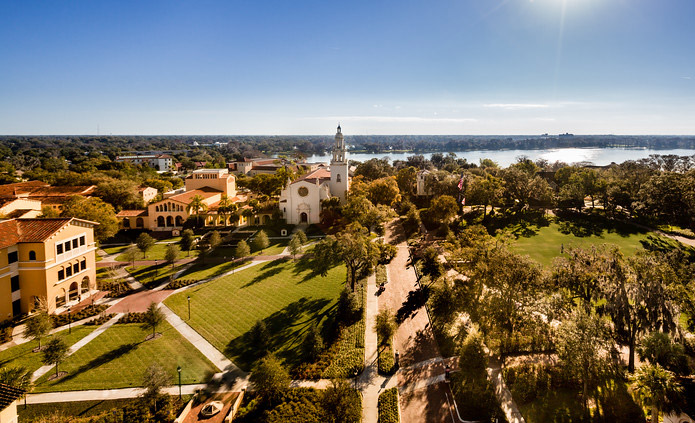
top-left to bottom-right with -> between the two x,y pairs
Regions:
330,124 -> 349,203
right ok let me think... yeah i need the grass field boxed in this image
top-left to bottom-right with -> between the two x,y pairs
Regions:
508,220 -> 652,268
177,260 -> 248,281
0,326 -> 96,374
127,265 -> 178,288
34,321 -> 217,392
115,243 -> 199,261
164,259 -> 347,371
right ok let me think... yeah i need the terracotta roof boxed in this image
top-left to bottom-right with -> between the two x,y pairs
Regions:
292,168 -> 331,185
165,187 -> 221,204
0,218 -> 97,249
0,383 -> 25,411
0,182 -> 94,199
116,210 -> 148,217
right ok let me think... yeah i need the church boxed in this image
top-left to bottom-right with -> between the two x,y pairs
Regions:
279,125 -> 350,224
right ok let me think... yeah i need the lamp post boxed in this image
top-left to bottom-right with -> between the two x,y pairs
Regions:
353,370 -> 358,390
68,307 -> 72,334
177,366 -> 182,399
187,296 -> 191,320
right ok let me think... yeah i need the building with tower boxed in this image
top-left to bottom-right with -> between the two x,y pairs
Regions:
279,125 -> 351,225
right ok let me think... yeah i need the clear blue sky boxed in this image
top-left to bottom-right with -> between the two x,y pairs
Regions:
1,0 -> 693,135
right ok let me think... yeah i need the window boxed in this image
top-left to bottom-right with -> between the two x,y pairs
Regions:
80,236 -> 85,246
57,244 -> 63,255
58,269 -> 65,280
73,263 -> 79,274
29,250 -> 36,260
66,266 -> 72,277
80,259 -> 86,271
8,251 -> 18,263
72,239 -> 78,249
336,174 -> 341,182
10,276 -> 19,292
65,241 -> 71,252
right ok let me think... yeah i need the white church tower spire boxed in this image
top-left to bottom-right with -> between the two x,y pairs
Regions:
330,124 -> 349,203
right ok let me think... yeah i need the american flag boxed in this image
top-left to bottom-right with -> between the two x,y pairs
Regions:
457,173 -> 464,190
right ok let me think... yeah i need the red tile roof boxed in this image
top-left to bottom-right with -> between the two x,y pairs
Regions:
165,187 -> 221,204
0,181 -> 95,199
292,168 -> 331,185
0,383 -> 25,411
116,210 -> 148,217
0,218 -> 98,249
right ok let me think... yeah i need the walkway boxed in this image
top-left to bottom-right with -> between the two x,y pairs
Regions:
159,304 -> 241,375
31,313 -> 124,382
359,273 -> 388,423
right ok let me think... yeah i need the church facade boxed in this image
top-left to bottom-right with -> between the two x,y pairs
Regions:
279,125 -> 350,224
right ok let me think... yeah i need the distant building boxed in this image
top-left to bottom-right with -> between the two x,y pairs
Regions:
0,198 -> 42,219
279,126 -> 350,224
0,181 -> 95,212
138,186 -> 158,204
115,154 -> 174,172
0,383 -> 25,423
416,170 -> 433,196
0,218 -> 98,320
229,158 -> 322,176
116,169 -> 247,232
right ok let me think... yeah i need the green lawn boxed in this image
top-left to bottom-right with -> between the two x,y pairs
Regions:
509,221 -> 652,268
164,259 -> 347,371
102,245 -> 129,257
127,265 -> 179,288
115,243 -> 199,261
251,240 -> 288,256
0,326 -> 96,374
34,321 -> 217,392
177,260 -> 248,281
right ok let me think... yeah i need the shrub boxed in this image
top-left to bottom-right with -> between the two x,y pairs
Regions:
52,305 -> 109,328
167,279 -> 198,289
378,387 -> 399,423
118,312 -> 147,324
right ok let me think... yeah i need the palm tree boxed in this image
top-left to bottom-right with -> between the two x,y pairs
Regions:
186,195 -> 208,227
218,194 -> 232,227
631,364 -> 683,423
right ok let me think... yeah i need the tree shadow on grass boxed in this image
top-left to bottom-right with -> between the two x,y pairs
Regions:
291,256 -> 340,283
48,342 -> 138,386
241,260 -> 285,288
224,297 -> 332,371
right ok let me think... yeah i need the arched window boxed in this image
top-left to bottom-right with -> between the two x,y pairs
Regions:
336,174 -> 341,182
29,250 -> 36,260
157,216 -> 165,227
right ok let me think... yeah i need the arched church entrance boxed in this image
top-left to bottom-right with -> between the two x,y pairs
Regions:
300,212 -> 308,223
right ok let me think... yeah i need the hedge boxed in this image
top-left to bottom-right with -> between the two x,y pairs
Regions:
378,387 -> 399,423
52,305 -> 109,328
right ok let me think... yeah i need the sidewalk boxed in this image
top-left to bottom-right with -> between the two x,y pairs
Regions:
359,274 -> 381,423
158,303 -> 241,375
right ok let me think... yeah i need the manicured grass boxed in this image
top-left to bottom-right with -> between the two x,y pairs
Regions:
378,387 -> 400,423
116,243 -> 199,261
251,239 -> 288,256
509,221 -> 651,268
177,259 -> 248,281
18,398 -> 134,421
127,265 -> 179,288
164,259 -> 347,371
34,321 -> 217,392
0,326 -> 96,374
102,245 -> 129,256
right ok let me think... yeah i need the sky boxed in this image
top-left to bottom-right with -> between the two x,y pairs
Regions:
0,0 -> 693,135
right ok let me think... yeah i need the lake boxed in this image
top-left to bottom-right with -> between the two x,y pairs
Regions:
306,147 -> 695,168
